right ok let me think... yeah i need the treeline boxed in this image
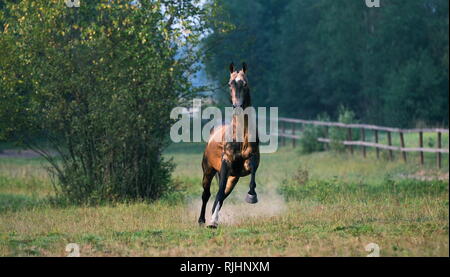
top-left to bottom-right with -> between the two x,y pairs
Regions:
203,0 -> 449,127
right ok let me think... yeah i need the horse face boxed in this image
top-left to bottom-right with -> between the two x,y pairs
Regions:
228,62 -> 249,109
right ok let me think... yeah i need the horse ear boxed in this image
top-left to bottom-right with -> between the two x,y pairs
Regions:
229,62 -> 234,73
242,62 -> 247,73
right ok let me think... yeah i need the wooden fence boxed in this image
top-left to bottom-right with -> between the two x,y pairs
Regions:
277,117 -> 449,168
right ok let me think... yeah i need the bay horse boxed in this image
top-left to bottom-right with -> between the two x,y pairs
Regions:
198,62 -> 260,228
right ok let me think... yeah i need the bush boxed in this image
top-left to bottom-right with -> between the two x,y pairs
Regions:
329,105 -> 359,152
299,113 -> 330,154
0,1 -> 206,203
299,107 -> 359,154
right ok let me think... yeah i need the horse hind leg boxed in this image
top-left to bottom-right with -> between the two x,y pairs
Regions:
198,161 -> 216,226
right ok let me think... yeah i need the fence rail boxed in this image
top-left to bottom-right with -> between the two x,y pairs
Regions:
316,138 -> 449,154
278,117 -> 449,134
276,117 -> 449,168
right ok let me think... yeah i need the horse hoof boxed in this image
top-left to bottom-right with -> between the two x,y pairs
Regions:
207,221 -> 218,228
198,220 -> 205,227
245,193 -> 258,204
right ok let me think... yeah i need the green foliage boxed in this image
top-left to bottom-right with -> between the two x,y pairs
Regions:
0,0 -> 207,203
299,113 -> 330,154
0,194 -> 43,213
299,125 -> 324,154
202,0 -> 291,106
203,0 -> 449,127
298,105 -> 359,154
329,105 -> 359,152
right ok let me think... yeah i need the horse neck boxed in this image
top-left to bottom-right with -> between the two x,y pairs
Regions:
231,105 -> 252,143
230,89 -> 252,142
231,113 -> 249,132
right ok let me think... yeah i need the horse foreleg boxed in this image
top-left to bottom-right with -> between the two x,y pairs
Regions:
208,175 -> 239,229
208,160 -> 230,228
245,155 -> 258,204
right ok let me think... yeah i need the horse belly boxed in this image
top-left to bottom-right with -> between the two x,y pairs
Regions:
204,126 -> 227,172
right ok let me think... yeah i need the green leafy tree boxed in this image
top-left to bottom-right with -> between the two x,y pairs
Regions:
204,0 -> 449,127
0,0 -> 207,203
202,0 -> 291,106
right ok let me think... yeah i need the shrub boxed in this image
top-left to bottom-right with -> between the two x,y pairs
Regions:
299,113 -> 330,154
329,105 -> 359,152
0,1 -> 206,203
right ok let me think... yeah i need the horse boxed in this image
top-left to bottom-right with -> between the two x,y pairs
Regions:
198,62 -> 260,228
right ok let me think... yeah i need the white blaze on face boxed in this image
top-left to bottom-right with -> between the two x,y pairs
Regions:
210,202 -> 221,226
230,71 -> 246,108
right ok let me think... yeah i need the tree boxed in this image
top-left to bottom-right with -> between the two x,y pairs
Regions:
0,0 -> 207,203
202,0 -> 291,107
203,0 -> 449,127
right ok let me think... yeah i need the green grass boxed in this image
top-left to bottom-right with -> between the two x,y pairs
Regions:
0,143 -> 448,256
374,131 -> 449,149
288,129 -> 449,170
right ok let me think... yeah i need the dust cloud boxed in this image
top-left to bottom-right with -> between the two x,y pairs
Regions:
184,184 -> 287,226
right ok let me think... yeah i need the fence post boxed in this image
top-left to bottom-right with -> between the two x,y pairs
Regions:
361,128 -> 366,158
399,132 -> 407,163
292,123 -> 296,148
324,126 -> 329,151
282,121 -> 286,146
437,132 -> 442,169
375,130 -> 380,159
419,132 -> 424,166
348,128 -> 353,155
387,131 -> 393,161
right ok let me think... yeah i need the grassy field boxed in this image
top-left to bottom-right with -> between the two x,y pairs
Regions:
0,143 -> 448,257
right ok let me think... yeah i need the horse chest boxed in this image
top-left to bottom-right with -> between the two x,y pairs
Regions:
225,158 -> 250,177
222,141 -> 257,176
